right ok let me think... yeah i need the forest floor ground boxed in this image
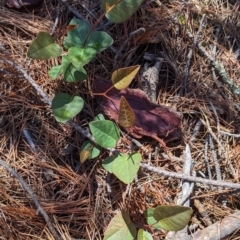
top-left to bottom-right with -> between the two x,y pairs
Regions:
0,0 -> 240,239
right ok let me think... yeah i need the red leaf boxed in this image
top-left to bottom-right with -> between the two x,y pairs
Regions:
93,77 -> 181,143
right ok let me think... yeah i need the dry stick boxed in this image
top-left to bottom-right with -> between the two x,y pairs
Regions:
50,0 -> 61,35
113,28 -> 146,68
204,134 -> 213,181
211,25 -> 221,80
166,145 -> 194,240
189,120 -> 202,143
179,14 -> 206,96
140,163 -> 240,189
200,117 -> 225,155
219,131 -> 240,138
194,199 -> 212,227
192,210 -> 240,240
0,159 -> 62,240
178,144 -> 194,206
207,134 -> 222,189
209,101 -> 221,155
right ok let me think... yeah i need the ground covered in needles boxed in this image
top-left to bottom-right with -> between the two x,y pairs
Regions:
0,0 -> 240,239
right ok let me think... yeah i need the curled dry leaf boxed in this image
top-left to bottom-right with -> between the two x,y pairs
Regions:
93,77 -> 182,144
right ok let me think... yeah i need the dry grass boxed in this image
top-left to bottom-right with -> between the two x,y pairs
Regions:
0,0 -> 240,239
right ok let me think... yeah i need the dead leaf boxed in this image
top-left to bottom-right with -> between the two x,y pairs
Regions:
111,65 -> 140,90
118,96 -> 136,128
93,77 -> 182,142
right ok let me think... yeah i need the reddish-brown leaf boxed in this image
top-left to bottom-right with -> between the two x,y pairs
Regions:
93,77 -> 182,143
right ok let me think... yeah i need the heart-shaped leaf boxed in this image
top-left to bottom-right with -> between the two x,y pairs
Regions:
51,93 -> 84,123
102,0 -> 144,23
62,56 -> 87,82
111,152 -> 141,184
103,211 -> 137,240
27,32 -> 62,59
137,229 -> 153,240
112,65 -> 140,90
118,96 -> 136,128
102,155 -> 116,173
153,205 -> 193,231
89,120 -> 120,149
68,46 -> 97,68
48,65 -> 63,80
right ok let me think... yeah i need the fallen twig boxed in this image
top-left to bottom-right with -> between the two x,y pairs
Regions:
194,199 -> 212,227
0,159 -> 62,240
211,25 -> 221,80
219,131 -> 240,138
50,0 -> 61,35
189,120 -> 202,143
204,134 -> 213,181
208,134 -> 222,186
166,145 -> 194,240
140,163 -> 240,190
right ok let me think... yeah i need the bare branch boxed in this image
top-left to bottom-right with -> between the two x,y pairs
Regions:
141,163 -> 240,190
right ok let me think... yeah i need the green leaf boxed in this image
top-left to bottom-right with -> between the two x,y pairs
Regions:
48,65 -> 63,80
89,120 -> 120,149
111,152 -> 141,184
103,211 -> 137,240
65,18 -> 91,48
93,114 -> 105,121
27,32 -> 62,59
51,93 -> 84,123
63,36 -> 73,50
86,31 -> 113,53
153,205 -> 193,231
80,140 -> 101,160
102,155 -> 116,173
137,229 -> 153,240
64,18 -> 113,53
68,46 -> 97,68
62,56 -> 87,82
102,0 -> 144,23
112,65 -> 140,90
144,208 -> 162,229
